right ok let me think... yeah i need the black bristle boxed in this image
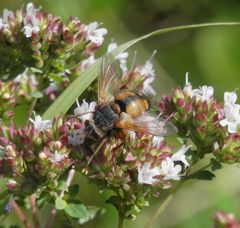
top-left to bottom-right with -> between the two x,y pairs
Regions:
136,90 -> 157,112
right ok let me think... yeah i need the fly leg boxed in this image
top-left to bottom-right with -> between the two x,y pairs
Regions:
86,137 -> 108,166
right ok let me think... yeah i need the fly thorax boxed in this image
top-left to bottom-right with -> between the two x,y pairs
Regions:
93,105 -> 118,132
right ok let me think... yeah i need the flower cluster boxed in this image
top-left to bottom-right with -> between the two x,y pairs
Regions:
0,115 -> 72,196
159,74 -> 240,162
116,51 -> 157,96
68,115 -> 190,217
0,3 -> 107,105
67,56 -> 191,217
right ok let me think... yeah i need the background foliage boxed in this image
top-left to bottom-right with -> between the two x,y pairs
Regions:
0,0 -> 240,227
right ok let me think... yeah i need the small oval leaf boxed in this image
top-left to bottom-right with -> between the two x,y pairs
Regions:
55,197 -> 67,210
64,203 -> 88,219
30,90 -> 43,98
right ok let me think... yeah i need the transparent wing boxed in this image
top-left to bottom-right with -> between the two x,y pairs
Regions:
116,112 -> 178,137
98,55 -> 122,106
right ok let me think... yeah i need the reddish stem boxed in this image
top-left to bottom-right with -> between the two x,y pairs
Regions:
29,195 -> 40,228
11,199 -> 31,228
44,168 -> 76,228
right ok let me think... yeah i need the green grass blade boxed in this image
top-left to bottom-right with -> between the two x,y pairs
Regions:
42,22 -> 240,120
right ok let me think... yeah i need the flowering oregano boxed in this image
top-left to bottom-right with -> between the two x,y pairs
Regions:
0,2 -> 239,228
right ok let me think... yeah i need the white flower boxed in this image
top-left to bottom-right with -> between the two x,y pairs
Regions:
0,9 -> 14,29
14,69 -> 38,85
213,141 -> 220,150
107,41 -> 129,72
0,18 -> 6,30
23,3 -> 40,38
220,104 -> 240,134
74,99 -> 97,122
68,129 -> 85,146
23,21 -> 40,38
80,55 -> 96,70
192,86 -> 214,102
171,145 -> 191,169
224,92 -> 238,105
183,74 -> 214,102
107,42 -> 118,53
138,162 -> 161,185
26,3 -> 36,16
152,136 -> 164,147
127,130 -> 136,141
140,60 -> 156,95
160,157 -> 182,180
50,151 -> 66,163
85,22 -> 107,46
219,91 -> 240,134
3,9 -> 14,23
29,114 -> 52,132
223,91 -> 240,109
139,60 -> 155,78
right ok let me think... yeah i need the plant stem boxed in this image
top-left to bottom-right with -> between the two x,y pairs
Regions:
144,182 -> 184,228
44,168 -> 76,228
11,199 -> 31,228
118,212 -> 124,228
29,194 -> 40,228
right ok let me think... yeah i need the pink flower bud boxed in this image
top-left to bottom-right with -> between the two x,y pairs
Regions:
176,98 -> 185,108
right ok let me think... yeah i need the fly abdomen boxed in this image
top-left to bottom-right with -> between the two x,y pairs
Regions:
115,93 -> 149,118
115,95 -> 139,112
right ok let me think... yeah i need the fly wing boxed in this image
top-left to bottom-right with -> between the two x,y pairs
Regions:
98,56 -> 122,106
116,112 -> 178,137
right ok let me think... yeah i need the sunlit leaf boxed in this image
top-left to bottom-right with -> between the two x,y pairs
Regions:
78,206 -> 104,225
30,90 -> 43,98
55,197 -> 67,210
64,203 -> 88,219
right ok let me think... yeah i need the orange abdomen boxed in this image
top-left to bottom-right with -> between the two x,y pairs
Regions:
115,91 -> 149,118
125,99 -> 148,118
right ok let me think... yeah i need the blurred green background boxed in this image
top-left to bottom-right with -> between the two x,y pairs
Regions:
0,0 -> 240,227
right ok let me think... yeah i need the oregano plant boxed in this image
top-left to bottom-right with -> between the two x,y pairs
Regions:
0,2 -> 239,228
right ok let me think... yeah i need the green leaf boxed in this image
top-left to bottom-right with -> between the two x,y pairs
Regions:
48,73 -> 63,83
78,206 -> 104,225
13,104 -> 30,127
190,170 -> 215,180
68,184 -> 79,197
30,90 -> 43,98
55,197 -> 67,210
210,158 -> 222,171
43,22 -> 240,120
64,203 -> 88,219
30,67 -> 43,74
58,181 -> 69,192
